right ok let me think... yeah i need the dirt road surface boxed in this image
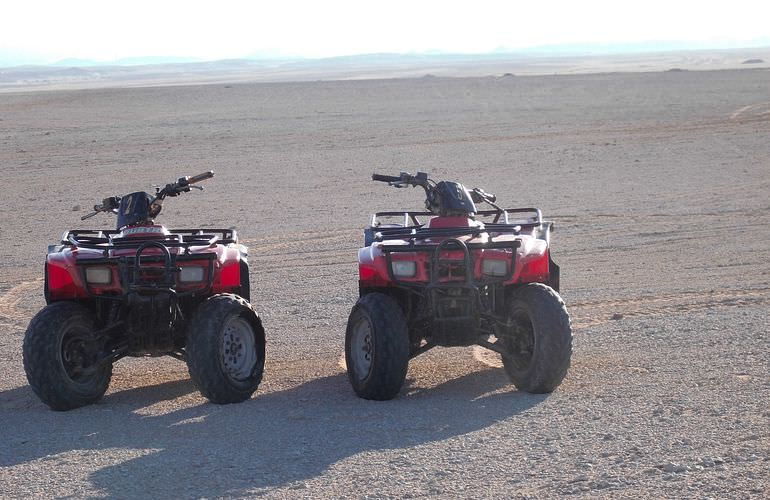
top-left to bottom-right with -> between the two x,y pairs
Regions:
1,69 -> 769,498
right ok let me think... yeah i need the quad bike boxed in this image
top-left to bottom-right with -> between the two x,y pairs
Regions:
23,171 -> 265,410
345,172 -> 571,400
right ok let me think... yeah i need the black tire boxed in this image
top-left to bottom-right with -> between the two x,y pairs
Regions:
345,292 -> 410,400
500,283 -> 572,393
239,260 -> 251,302
23,302 -> 112,411
186,294 -> 265,404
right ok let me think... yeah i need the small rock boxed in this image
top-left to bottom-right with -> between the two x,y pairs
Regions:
72,205 -> 81,211
611,313 -> 624,320
662,463 -> 688,473
742,58 -> 764,64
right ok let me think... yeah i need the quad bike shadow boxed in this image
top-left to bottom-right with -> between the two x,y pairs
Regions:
1,366 -> 547,496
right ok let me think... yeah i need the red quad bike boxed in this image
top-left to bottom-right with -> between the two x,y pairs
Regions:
23,171 -> 266,410
345,172 -> 572,400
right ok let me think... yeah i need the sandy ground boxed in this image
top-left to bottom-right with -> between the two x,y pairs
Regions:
0,69 -> 769,498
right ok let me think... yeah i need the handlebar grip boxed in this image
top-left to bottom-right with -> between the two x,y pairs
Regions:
188,171 -> 214,184
372,174 -> 402,183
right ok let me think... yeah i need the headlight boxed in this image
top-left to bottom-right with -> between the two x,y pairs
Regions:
179,266 -> 205,282
391,260 -> 417,277
482,259 -> 507,277
85,267 -> 112,284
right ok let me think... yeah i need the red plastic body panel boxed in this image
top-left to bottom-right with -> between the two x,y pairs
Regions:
425,216 -> 481,229
46,225 -> 245,301
358,216 -> 551,287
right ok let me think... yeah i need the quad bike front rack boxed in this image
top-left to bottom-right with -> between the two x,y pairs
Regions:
367,208 -> 552,246
63,228 -> 238,256
380,235 -> 521,347
131,241 -> 177,292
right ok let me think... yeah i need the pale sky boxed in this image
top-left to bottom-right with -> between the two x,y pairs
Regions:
2,0 -> 769,65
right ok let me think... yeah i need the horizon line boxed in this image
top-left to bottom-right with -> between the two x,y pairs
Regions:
3,39 -> 770,69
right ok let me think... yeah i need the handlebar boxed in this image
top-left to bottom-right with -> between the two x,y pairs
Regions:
81,196 -> 120,220
372,171 -> 430,188
188,170 -> 215,184
471,187 -> 496,204
372,171 -> 501,215
79,171 -> 214,221
159,170 -> 214,197
372,174 -> 402,183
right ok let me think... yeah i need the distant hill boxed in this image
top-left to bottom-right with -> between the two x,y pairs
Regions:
51,56 -> 203,67
1,45 -> 769,92
3,36 -> 770,69
50,58 -> 103,67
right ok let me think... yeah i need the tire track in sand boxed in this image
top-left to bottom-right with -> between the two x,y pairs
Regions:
570,287 -> 770,328
474,286 -> 770,368
0,278 -> 43,323
729,102 -> 770,121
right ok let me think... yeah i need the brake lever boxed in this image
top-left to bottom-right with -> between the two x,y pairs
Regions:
189,185 -> 203,191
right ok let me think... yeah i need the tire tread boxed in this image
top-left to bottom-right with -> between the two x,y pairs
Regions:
23,301 -> 112,411
345,292 -> 410,400
503,283 -> 572,393
186,293 -> 265,404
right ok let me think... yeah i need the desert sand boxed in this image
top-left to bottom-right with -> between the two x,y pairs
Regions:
0,68 -> 769,498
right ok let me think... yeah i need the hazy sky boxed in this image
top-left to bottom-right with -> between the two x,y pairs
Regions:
2,0 -> 769,64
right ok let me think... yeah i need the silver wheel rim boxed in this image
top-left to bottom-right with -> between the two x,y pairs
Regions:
350,316 -> 373,382
221,316 -> 257,381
